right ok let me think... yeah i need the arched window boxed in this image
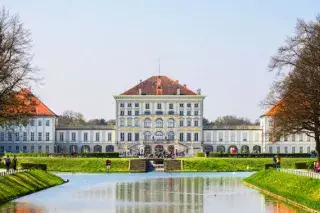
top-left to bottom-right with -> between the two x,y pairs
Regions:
155,118 -> 163,128
144,119 -> 151,128
168,131 -> 175,141
155,131 -> 164,141
144,131 -> 151,141
168,119 -> 175,128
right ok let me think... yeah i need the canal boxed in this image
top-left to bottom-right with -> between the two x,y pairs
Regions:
0,172 -> 306,213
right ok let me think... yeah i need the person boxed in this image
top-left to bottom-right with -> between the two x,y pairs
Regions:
5,155 -> 11,172
272,155 -> 277,165
12,156 -> 17,171
315,161 -> 320,173
275,155 -> 281,170
206,151 -> 209,158
106,159 -> 111,173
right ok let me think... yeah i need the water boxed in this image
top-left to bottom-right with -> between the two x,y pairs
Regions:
0,172 -> 307,213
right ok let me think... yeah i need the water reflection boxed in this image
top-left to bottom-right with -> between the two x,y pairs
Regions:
0,173 -> 307,213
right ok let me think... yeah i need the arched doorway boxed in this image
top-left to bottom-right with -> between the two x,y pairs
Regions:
217,145 -> 225,153
241,145 -> 250,154
168,145 -> 175,153
69,145 -> 78,153
94,145 -> 102,153
204,145 -> 213,153
228,145 -> 238,154
155,145 -> 164,153
81,145 -> 90,153
253,145 -> 261,153
56,145 -> 64,153
144,145 -> 152,155
106,145 -> 114,152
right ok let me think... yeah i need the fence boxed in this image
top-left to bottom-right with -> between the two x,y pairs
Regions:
279,168 -> 320,179
0,169 -> 29,177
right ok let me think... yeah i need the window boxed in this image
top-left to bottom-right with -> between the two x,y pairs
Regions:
179,111 -> 184,116
187,103 -> 191,107
30,119 -> 35,126
145,103 -> 150,109
157,103 -> 162,109
46,132 -> 50,141
7,146 -> 12,152
135,103 -> 139,107
144,119 -> 151,128
299,146 -> 303,153
120,119 -> 125,127
168,111 -> 174,115
231,132 -> 235,142
59,132 -> 64,142
179,103 -> 184,108
292,146 -> 296,153
242,132 -> 248,142
23,132 -> 27,141
168,132 -> 174,141
0,146 -> 4,153
144,111 -> 151,115
307,136 -> 311,141
16,146 -> 20,152
144,132 -> 151,141
155,111 -> 163,115
38,146 -> 42,152
120,111 -> 124,116
269,146 -> 273,153
277,146 -> 280,153
155,132 -> 164,141
128,111 -> 132,116
46,145 -> 49,153
169,104 -> 174,109
155,119 -> 163,128
194,111 -> 199,116
134,118 -> 139,127
31,146 -> 34,153
38,120 -> 42,126
135,133 -> 139,141
8,132 -> 12,141
218,132 -> 223,142
71,132 -> 76,141
307,146 -> 311,153
128,103 -> 132,107
108,133 -> 112,141
135,111 -> 139,116
292,134 -> 295,141
23,146 -> 27,153
15,132 -> 19,141
168,119 -> 175,128
180,120 -> 184,127
128,133 -> 132,141
194,133 -> 199,141
187,120 -> 191,127
83,133 -> 88,142
38,132 -> 42,141
46,120 -> 50,126
0,132 -> 4,141
299,134 -> 303,141
120,103 -> 125,107
120,133 -> 125,141
31,132 -> 34,141
284,146 -> 288,153
179,133 -> 184,142
95,132 -> 100,141
284,135 -> 288,141
187,133 -> 191,141
187,111 -> 191,116
194,103 -> 199,108
127,118 -> 132,126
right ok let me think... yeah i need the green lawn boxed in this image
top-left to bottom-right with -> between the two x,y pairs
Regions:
244,170 -> 320,211
0,170 -> 65,204
17,157 -> 130,173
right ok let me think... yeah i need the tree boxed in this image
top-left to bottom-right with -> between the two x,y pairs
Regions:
58,110 -> 86,126
264,16 -> 320,161
202,117 -> 214,126
0,7 -> 39,126
87,118 -> 107,125
214,115 -> 252,126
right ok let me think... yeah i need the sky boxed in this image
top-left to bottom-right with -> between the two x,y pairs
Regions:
2,0 -> 320,122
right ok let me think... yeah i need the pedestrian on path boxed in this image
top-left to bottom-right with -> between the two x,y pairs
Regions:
106,159 -> 111,173
12,156 -> 17,171
275,155 -> 281,170
5,155 -> 11,172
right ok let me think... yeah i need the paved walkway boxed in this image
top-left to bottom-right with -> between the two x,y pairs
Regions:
279,168 -> 320,179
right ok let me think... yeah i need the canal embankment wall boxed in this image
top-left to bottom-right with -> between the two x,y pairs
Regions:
0,170 -> 65,205
243,170 -> 320,212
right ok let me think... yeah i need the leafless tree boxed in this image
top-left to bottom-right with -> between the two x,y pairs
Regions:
0,6 -> 39,127
264,16 -> 320,161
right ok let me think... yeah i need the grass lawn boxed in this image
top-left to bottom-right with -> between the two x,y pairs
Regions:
243,169 -> 320,211
0,170 -> 65,204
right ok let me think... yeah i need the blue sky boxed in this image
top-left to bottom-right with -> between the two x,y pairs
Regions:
2,0 -> 320,121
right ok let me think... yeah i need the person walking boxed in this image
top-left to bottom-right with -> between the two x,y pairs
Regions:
5,155 -> 11,172
275,155 -> 281,170
12,156 -> 17,171
106,159 -> 111,173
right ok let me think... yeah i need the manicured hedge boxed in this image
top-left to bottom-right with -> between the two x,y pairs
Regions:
21,163 -> 47,171
3,152 -> 120,158
244,170 -> 320,211
196,152 -> 312,158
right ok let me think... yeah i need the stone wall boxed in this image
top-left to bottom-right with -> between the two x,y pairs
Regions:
129,159 -> 147,172
164,160 -> 182,172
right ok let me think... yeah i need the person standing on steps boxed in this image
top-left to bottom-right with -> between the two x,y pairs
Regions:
106,159 -> 111,173
12,156 -> 17,171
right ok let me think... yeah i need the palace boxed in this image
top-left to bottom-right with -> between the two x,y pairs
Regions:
0,75 -> 316,155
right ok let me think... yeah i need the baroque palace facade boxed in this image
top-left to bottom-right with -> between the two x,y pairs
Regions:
0,76 -> 316,155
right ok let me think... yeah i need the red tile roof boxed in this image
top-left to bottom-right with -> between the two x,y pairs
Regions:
264,100 -> 284,116
121,76 -> 198,95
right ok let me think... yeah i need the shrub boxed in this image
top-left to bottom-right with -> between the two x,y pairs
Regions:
265,164 -> 276,169
20,163 -> 47,171
4,152 -> 120,158
77,152 -> 120,158
295,162 -> 308,169
199,153 -> 312,158
195,152 -> 205,157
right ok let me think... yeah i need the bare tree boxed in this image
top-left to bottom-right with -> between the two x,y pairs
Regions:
0,7 -> 39,126
264,16 -> 320,161
58,110 -> 86,126
214,115 -> 252,126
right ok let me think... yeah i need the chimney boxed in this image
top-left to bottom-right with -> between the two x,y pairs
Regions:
177,88 -> 181,95
139,89 -> 142,95
197,89 -> 201,95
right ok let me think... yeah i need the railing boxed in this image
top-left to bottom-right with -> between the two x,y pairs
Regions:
279,168 -> 320,179
0,169 -> 29,177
